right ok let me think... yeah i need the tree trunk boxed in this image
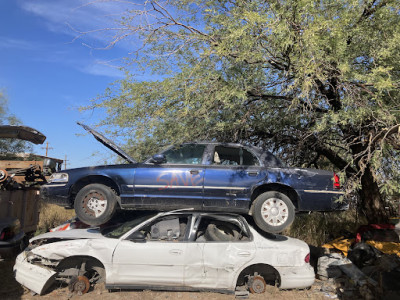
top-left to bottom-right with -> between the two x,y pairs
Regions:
358,164 -> 389,224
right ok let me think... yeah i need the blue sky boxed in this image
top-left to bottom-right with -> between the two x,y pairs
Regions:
0,0 -> 135,168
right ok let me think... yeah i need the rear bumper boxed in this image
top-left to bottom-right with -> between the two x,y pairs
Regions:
277,264 -> 315,289
13,252 -> 56,295
298,189 -> 347,211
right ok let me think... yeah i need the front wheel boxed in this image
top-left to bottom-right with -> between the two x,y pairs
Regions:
252,191 -> 295,234
74,184 -> 118,226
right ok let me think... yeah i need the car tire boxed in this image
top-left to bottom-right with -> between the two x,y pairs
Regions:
252,191 -> 295,234
204,223 -> 240,241
74,184 -> 118,226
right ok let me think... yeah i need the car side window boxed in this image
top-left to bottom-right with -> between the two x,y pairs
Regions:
195,217 -> 250,242
213,146 -> 260,166
162,144 -> 206,164
136,216 -> 188,242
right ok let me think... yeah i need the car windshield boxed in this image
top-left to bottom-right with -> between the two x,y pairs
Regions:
101,214 -> 156,239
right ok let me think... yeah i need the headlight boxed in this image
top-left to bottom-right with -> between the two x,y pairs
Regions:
48,173 -> 69,183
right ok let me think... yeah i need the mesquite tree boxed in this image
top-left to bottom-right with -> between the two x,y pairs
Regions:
82,0 -> 400,223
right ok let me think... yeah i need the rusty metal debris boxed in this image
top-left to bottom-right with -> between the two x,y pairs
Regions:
317,223 -> 400,299
0,126 -> 63,190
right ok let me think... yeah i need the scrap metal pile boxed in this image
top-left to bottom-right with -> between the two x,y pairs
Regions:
0,126 -> 62,190
316,223 -> 400,299
0,162 -> 46,190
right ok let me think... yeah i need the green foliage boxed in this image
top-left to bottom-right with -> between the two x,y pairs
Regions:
82,0 -> 400,221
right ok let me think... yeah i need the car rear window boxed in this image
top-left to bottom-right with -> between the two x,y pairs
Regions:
213,146 -> 260,166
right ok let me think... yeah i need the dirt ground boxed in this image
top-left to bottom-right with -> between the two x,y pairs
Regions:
0,259 -> 329,300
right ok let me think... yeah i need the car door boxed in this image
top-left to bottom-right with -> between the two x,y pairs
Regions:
129,144 -> 206,209
203,145 -> 265,211
184,215 -> 256,290
111,215 -> 189,287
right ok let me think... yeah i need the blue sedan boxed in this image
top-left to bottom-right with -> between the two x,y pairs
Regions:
41,123 -> 345,233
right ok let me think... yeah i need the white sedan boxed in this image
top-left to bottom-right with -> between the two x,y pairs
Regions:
14,210 -> 315,295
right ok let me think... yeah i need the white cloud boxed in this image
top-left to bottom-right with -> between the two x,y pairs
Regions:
13,0 -> 138,77
18,0 -> 138,49
80,60 -> 124,78
0,37 -> 39,50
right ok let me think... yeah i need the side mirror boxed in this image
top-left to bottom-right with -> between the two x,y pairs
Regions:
128,231 -> 146,243
151,154 -> 166,164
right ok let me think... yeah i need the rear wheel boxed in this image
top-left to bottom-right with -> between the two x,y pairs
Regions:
248,274 -> 267,294
252,191 -> 295,233
74,184 -> 117,226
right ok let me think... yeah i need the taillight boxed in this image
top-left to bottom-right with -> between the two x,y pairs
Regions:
304,253 -> 310,263
333,173 -> 340,189
0,228 -> 15,241
50,223 -> 71,232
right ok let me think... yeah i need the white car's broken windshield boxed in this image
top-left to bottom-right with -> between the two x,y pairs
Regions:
101,214 -> 156,239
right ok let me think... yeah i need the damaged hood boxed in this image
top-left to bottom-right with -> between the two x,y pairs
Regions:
30,228 -> 104,243
77,122 -> 136,164
0,125 -> 46,145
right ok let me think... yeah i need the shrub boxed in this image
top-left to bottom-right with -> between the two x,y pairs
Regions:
283,210 -> 367,246
35,201 -> 75,235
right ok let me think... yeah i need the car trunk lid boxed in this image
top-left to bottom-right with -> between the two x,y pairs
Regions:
0,125 -> 46,144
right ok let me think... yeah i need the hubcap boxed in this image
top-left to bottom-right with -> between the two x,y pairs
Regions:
261,198 -> 289,227
82,191 -> 107,218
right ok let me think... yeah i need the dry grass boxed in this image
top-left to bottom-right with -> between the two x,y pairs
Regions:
283,209 -> 367,246
36,201 -> 75,235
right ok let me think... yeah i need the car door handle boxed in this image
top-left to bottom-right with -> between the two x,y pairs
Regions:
224,264 -> 235,272
169,249 -> 183,255
246,171 -> 259,176
238,251 -> 251,257
190,170 -> 199,175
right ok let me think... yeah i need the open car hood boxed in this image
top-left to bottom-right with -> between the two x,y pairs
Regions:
77,122 -> 136,163
0,125 -> 46,145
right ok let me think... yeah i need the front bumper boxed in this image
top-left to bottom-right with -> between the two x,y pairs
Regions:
40,184 -> 72,207
277,264 -> 315,289
13,252 -> 56,295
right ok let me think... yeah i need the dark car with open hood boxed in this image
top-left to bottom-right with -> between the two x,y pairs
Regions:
41,123 -> 346,233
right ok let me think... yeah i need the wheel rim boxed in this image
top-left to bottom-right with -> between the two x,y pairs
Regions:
81,191 -> 107,218
260,197 -> 289,227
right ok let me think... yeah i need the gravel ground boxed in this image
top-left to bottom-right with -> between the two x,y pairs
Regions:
1,259 -> 329,300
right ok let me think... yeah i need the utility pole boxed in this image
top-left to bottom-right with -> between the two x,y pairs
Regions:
42,142 -> 53,157
64,155 -> 69,170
